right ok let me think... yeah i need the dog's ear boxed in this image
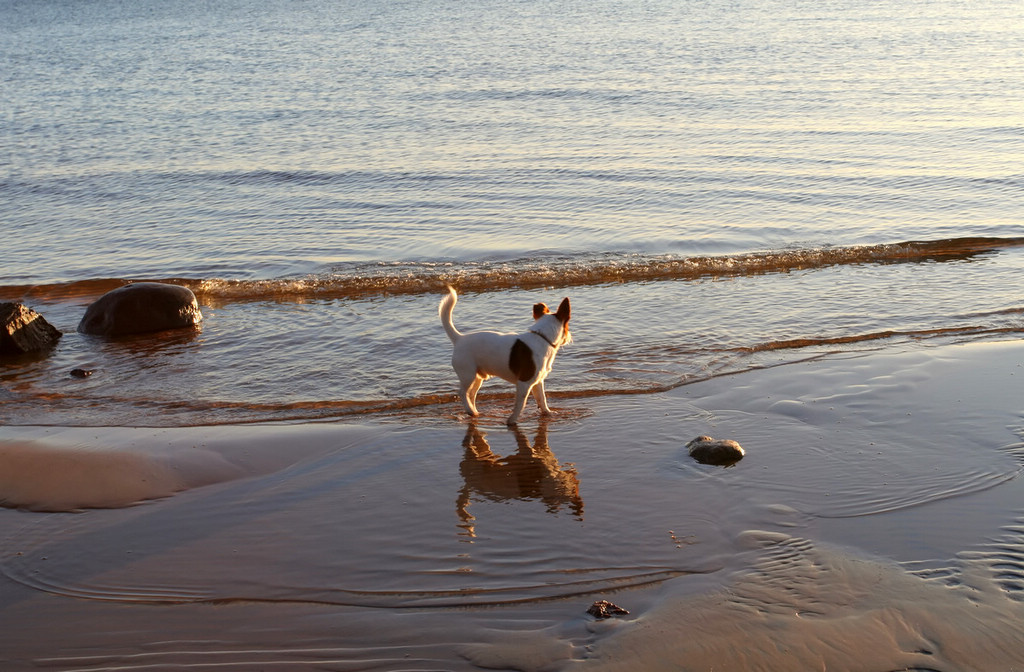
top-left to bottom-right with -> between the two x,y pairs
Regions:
533,303 -> 550,320
555,297 -> 570,322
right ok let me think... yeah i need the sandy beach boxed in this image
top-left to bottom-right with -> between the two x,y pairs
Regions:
1,338 -> 1022,670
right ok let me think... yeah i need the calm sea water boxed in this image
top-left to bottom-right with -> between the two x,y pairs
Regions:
2,0 -> 1023,425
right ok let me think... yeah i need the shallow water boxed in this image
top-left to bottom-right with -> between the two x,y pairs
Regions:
2,238 -> 1022,427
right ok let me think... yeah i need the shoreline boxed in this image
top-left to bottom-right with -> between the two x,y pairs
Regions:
1,338 -> 1022,670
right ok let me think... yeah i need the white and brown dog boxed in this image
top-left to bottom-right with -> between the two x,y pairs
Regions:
439,287 -> 571,425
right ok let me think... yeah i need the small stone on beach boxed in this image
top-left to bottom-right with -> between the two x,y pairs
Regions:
687,435 -> 745,466
587,600 -> 630,619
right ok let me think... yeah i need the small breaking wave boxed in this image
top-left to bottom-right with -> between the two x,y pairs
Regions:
3,236 -> 1022,305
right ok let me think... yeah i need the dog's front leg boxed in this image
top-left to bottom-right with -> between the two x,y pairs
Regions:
508,381 -> 532,426
531,380 -> 552,415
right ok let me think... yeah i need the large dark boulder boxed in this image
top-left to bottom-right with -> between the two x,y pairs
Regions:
77,282 -> 202,337
0,303 -> 63,355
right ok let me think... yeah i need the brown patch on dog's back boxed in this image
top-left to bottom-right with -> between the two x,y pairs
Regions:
509,339 -> 537,382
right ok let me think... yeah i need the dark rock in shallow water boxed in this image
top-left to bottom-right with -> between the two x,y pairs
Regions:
77,283 -> 202,337
687,435 -> 745,467
0,303 -> 62,355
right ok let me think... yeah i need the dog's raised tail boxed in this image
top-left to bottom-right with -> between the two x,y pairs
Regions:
439,286 -> 463,344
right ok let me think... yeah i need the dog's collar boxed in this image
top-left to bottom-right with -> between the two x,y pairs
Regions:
529,329 -> 559,348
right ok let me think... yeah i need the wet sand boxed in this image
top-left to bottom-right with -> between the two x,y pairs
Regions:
1,339 -> 1023,670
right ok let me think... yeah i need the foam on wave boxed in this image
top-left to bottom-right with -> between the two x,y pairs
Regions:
4,236 -> 1019,305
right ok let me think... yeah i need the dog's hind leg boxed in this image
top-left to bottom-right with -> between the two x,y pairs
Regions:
462,374 -> 484,416
452,354 -> 483,416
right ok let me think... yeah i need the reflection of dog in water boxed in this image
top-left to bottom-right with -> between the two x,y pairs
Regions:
457,422 -> 583,537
